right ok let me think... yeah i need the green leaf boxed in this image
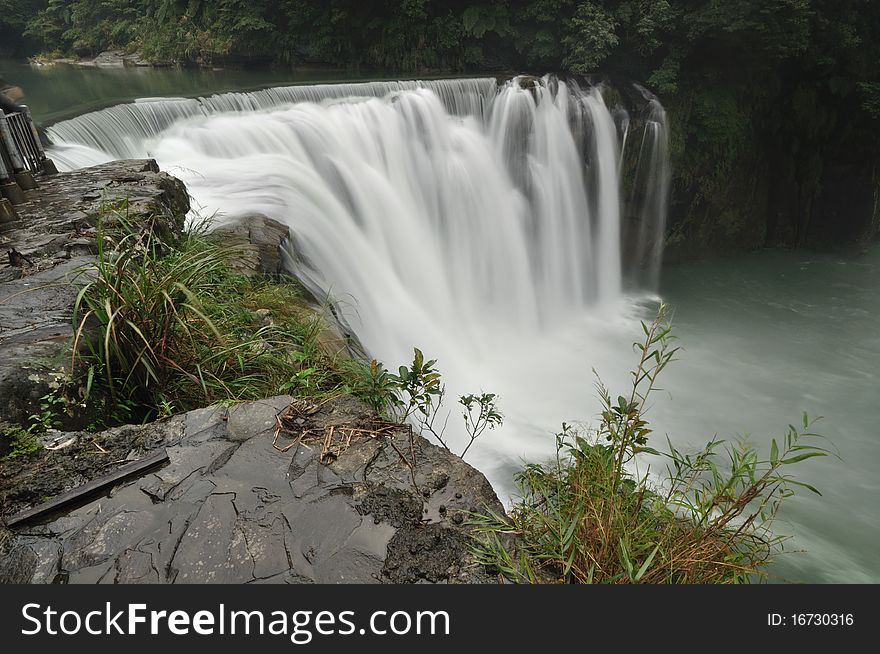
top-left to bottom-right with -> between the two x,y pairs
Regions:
785,479 -> 823,496
634,544 -> 661,581
770,439 -> 779,466
618,538 -> 634,579
781,452 -> 827,464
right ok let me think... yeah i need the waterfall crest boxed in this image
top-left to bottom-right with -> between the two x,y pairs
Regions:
47,78 -> 498,160
48,75 -> 670,302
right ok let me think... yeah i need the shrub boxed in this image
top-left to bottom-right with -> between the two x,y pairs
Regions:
348,348 -> 502,459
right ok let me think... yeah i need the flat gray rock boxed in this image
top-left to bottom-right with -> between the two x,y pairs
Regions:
1,395 -> 507,584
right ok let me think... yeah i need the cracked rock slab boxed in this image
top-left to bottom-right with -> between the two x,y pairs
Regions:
1,395 -> 507,584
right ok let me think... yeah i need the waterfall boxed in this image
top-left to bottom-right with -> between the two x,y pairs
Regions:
46,75 -> 671,489
623,84 -> 671,289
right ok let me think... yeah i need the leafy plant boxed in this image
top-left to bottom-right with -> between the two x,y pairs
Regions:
349,358 -> 404,417
1,425 -> 41,460
459,393 -> 503,458
27,389 -> 67,433
349,348 -> 502,460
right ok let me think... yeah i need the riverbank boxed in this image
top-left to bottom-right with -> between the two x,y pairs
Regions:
30,50 -> 155,69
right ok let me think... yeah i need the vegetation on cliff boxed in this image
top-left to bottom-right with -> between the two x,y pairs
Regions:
38,205 -> 500,445
62,209 -> 361,428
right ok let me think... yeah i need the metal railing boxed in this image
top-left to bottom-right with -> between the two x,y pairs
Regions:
1,104 -> 58,212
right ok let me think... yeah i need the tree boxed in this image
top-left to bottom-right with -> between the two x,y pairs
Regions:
563,1 -> 619,74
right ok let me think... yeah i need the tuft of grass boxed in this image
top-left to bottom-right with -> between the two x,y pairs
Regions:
469,304 -> 835,584
71,213 -> 357,425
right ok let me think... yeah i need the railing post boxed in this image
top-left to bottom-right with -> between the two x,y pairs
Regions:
21,106 -> 58,175
0,138 -> 26,205
0,112 -> 37,190
0,197 -> 19,223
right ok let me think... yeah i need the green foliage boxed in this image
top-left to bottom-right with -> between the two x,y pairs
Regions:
562,1 -> 619,74
1,425 -> 41,459
28,389 -> 66,433
459,392 -> 502,457
470,305 -> 836,583
348,348 -> 502,459
0,0 -> 41,54
71,210 -> 355,424
349,359 -> 402,417
10,0 -> 880,118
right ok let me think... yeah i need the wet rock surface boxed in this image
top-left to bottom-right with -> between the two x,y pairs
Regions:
0,395 -> 505,584
0,420 -> 181,516
212,213 -> 290,277
0,160 -> 189,427
0,159 -> 188,271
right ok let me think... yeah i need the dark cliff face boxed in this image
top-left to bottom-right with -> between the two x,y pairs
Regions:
664,133 -> 879,263
583,77 -> 880,264
680,157 -> 878,259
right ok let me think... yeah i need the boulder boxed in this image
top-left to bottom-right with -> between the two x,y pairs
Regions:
212,213 -> 290,277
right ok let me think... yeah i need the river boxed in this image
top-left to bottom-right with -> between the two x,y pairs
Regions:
4,58 -> 877,583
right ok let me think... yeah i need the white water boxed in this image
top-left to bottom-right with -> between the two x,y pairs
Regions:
625,88 -> 670,289
46,75 -> 670,494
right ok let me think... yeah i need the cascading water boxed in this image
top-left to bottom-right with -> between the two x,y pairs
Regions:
46,75 -> 671,493
623,85 -> 671,289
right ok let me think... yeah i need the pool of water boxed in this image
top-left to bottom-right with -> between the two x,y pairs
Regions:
1,57 -> 419,125
654,248 -> 880,582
